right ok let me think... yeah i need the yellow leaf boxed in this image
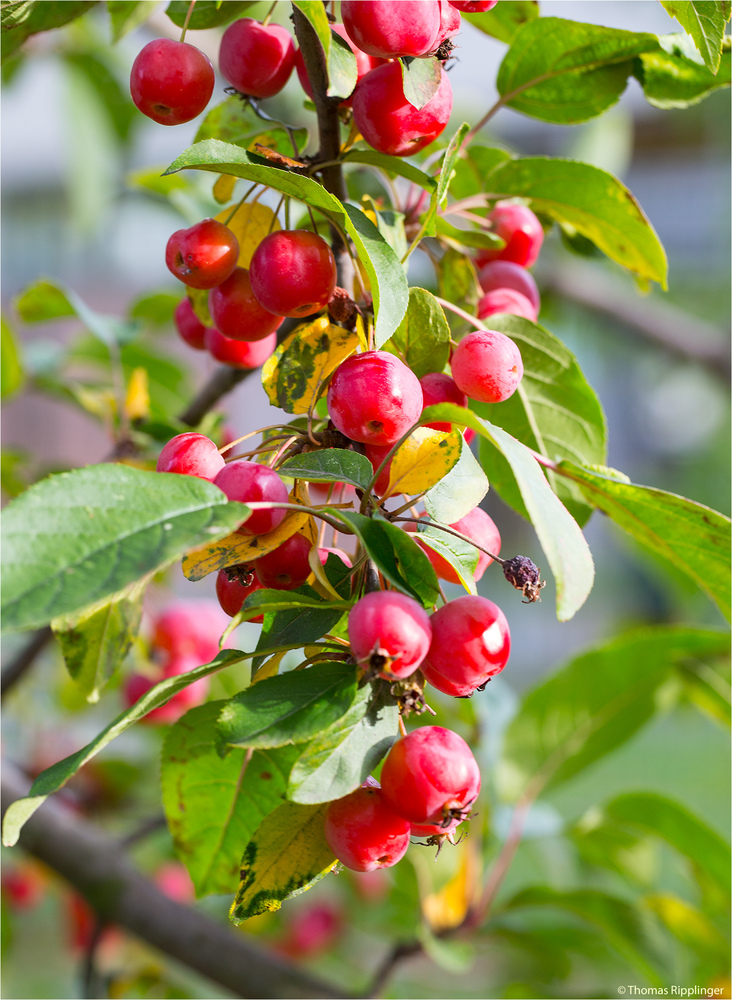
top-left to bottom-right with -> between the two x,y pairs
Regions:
387,427 -> 462,497
422,838 -> 482,933
645,893 -> 729,956
252,650 -> 287,683
230,802 -> 337,922
213,173 -> 237,204
124,367 -> 149,422
261,315 -> 359,415
182,481 -> 312,581
215,201 -> 280,269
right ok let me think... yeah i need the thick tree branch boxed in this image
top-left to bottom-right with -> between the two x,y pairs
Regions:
1,762 -> 345,1000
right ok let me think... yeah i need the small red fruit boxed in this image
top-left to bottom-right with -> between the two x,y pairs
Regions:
351,60 -> 453,157
130,38 -> 214,125
451,329 -> 524,404
477,260 -> 540,313
156,432 -> 225,481
341,0 -> 442,58
209,267 -> 284,342
249,230 -> 337,319
152,601 -> 227,663
348,590 -> 432,680
214,460 -> 290,536
205,328 -> 277,369
449,0 -> 497,10
421,594 -> 510,697
216,565 -> 264,620
476,201 -> 544,269
433,0 -> 462,50
254,533 -> 313,590
477,287 -> 538,322
174,297 -> 210,350
327,351 -> 423,446
219,18 -> 296,98
319,546 -> 353,568
166,219 -> 239,290
380,726 -> 481,825
420,372 -> 468,432
324,780 -> 411,872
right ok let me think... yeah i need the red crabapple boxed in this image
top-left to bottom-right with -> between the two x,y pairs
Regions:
152,601 -> 227,663
219,18 -> 295,98
417,507 -> 501,584
351,60 -> 453,157
477,287 -> 538,322
254,533 -> 313,590
477,260 -> 540,313
449,0 -> 497,10
319,547 -> 353,568
327,351 -> 423,446
341,0 -> 442,58
205,328 -> 277,369
324,780 -> 411,872
156,432 -> 225,481
348,590 -> 432,680
420,372 -> 468,432
165,219 -> 239,290
208,267 -> 284,342
213,461 -> 289,536
380,726 -> 481,825
434,0 -> 462,50
216,565 -> 264,621
451,329 -> 524,404
130,38 -> 214,125
174,297 -> 210,350
249,230 -> 336,319
421,594 -> 510,697
476,201 -> 544,269
295,23 -> 385,103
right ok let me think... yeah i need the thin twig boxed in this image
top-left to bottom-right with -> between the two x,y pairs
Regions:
1,626 -> 53,700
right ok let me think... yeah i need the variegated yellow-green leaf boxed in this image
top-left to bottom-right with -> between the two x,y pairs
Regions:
215,200 -> 279,268
387,427 -> 462,497
261,316 -> 359,415
229,801 -> 337,922
182,482 -> 312,581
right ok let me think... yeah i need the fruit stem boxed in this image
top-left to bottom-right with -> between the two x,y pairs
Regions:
261,0 -> 278,28
433,295 -> 486,331
223,183 -> 260,227
179,0 -> 197,42
242,500 -> 356,534
398,715 -> 408,737
391,515 -> 505,566
218,425 -> 295,455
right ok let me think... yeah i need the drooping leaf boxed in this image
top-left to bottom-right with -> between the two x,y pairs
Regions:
386,287 -> 451,377
51,575 -> 150,703
261,316 -> 359,414
1,465 -> 247,633
496,18 -> 659,124
287,685 -> 399,804
486,156 -> 668,288
462,1 -> 539,44
423,438 -> 489,525
161,702 -> 302,896
400,55 -> 442,110
1,316 -> 23,398
473,315 -> 607,526
106,1 -> 157,42
230,801 -> 337,921
557,462 -> 731,621
387,427 -> 463,497
164,142 -> 409,343
635,32 -> 731,108
278,449 -> 374,492
2,1 -> 96,62
660,0 -> 732,72
215,199 -> 279,268
165,0 -> 255,29
498,626 -> 730,799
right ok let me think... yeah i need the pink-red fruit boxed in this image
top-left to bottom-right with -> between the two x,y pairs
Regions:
341,0 -> 442,58
421,594 -> 510,697
327,351 -> 423,446
166,219 -> 239,290
477,260 -> 540,313
152,601 -> 226,663
420,372 -> 468,432
213,461 -> 289,535
219,18 -> 295,98
324,780 -> 411,872
156,433 -> 225,481
130,38 -> 214,125
352,60 -> 453,157
449,0 -> 497,10
348,591 -> 432,680
209,267 -> 284,342
249,230 -> 337,319
255,533 -> 313,591
477,202 -> 544,269
174,298 -> 210,350
477,287 -> 538,322
380,726 -> 481,825
205,328 -> 277,369
216,566 -> 264,620
451,329 -> 524,404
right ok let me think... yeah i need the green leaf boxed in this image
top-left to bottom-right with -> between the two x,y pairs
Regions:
660,0 -> 732,72
163,141 -> 409,344
415,520 -> 479,595
635,33 -> 731,108
497,18 -> 659,124
51,575 -> 149,703
278,449 -> 375,492
557,461 -> 731,621
448,145 -> 511,202
327,26 -> 358,99
164,0 -> 255,29
341,149 -> 437,192
230,801 -> 336,921
386,287 -> 451,376
2,648 -> 248,846
462,1 -> 539,44
1,465 -> 247,632
293,0 -> 330,57
195,95 -> 309,154
338,511 -> 439,608
106,1 -> 157,42
504,888 -> 663,983
423,427 -> 489,525
486,156 -> 668,288
287,685 -> 398,803
128,291 -> 179,327
436,248 -> 482,320
217,663 -> 359,749
416,122 -> 470,242
63,51 -> 136,144
400,55 -> 442,110
255,590 -> 346,662
499,626 -> 730,798
1,316 -> 23,398
162,702 -> 302,897
605,792 -> 731,890
473,315 -> 607,527
15,279 -> 140,345
645,893 -> 729,961
435,216 -> 504,250
1,1 -> 96,62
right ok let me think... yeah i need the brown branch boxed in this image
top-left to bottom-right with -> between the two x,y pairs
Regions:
1,761 -> 346,1000
1,626 -> 53,700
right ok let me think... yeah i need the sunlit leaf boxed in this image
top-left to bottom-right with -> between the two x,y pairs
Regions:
215,200 -> 280,268
660,0 -> 732,72
387,427 -> 463,497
